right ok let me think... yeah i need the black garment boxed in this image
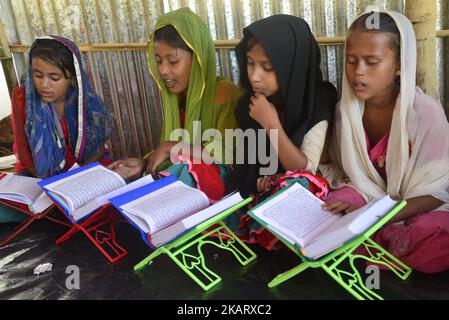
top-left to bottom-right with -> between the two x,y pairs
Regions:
229,14 -> 338,196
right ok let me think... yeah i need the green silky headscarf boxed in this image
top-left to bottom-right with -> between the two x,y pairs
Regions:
147,7 -> 216,144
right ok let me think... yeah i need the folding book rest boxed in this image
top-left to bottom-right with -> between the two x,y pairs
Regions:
134,197 -> 257,291
267,200 -> 412,300
53,203 -> 128,263
0,200 -> 71,247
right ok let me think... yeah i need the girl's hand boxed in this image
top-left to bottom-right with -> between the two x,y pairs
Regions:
146,141 -> 176,177
249,92 -> 281,129
257,176 -> 272,193
321,199 -> 358,214
108,158 -> 146,181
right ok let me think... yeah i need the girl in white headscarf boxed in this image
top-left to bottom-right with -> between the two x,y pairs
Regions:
320,10 -> 449,273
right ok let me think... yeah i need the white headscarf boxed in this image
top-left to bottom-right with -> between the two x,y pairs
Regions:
320,9 -> 449,213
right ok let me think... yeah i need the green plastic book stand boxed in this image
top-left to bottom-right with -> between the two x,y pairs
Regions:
134,197 -> 257,291
267,200 -> 412,300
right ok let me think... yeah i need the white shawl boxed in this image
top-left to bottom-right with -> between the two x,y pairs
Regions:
320,10 -> 449,213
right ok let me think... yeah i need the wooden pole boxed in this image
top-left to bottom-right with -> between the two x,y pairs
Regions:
8,35 -> 348,53
405,0 -> 438,98
436,29 -> 449,38
0,21 -> 18,95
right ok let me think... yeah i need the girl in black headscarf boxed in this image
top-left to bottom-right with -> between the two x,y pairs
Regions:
226,15 -> 338,250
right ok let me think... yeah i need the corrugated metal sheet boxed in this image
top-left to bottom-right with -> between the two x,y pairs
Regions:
3,0 -> 447,159
437,0 -> 448,115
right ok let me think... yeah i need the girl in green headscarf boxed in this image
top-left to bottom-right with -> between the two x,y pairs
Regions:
109,8 -> 240,200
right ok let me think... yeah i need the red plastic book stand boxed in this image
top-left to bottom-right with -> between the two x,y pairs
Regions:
0,200 -> 71,247
54,203 -> 128,263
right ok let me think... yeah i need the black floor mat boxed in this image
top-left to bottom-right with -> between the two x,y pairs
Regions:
1,218 -> 449,300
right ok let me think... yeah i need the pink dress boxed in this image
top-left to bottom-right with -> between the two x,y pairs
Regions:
326,131 -> 449,273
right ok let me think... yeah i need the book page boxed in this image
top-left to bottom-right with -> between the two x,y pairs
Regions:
44,165 -> 126,211
70,175 -> 157,223
348,195 -> 397,233
301,195 -> 397,260
121,181 -> 209,234
181,192 -> 244,230
30,191 -> 53,214
96,174 -> 155,206
251,183 -> 340,247
311,195 -> 397,238
150,192 -> 245,247
0,174 -> 43,204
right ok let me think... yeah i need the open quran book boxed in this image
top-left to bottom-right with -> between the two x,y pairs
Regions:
0,172 -> 53,214
38,162 -> 154,223
109,175 -> 246,248
248,183 -> 400,260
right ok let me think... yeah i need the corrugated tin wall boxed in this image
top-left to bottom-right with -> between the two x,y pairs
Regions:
437,0 -> 449,117
1,0 -> 446,159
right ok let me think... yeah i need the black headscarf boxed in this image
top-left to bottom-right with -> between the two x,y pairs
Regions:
228,14 -> 338,196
